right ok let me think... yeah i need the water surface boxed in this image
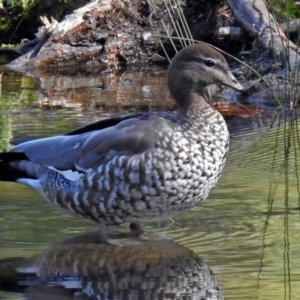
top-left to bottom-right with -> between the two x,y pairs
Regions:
0,63 -> 299,300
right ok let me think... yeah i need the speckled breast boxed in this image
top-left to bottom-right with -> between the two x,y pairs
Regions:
50,112 -> 229,226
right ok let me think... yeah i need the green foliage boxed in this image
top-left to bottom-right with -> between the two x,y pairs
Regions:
3,0 -> 36,10
0,16 -> 9,31
267,0 -> 300,20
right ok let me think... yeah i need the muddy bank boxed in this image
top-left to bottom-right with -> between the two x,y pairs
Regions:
3,0 -> 299,106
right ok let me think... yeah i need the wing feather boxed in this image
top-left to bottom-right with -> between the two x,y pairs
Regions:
11,114 -> 175,172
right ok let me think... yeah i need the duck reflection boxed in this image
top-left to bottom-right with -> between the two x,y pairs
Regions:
0,232 -> 223,300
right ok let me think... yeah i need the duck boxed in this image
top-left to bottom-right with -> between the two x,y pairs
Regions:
0,43 -> 243,236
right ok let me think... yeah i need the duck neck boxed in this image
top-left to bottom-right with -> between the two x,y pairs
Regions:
176,89 -> 220,126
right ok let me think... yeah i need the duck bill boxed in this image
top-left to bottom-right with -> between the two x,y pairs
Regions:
225,71 -> 243,91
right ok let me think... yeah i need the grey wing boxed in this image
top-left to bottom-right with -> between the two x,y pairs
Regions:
12,116 -> 174,172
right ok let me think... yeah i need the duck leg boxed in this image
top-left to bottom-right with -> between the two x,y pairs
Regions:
129,222 -> 144,236
129,222 -> 151,241
98,224 -> 115,243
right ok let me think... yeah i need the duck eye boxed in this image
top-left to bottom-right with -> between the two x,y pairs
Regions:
204,59 -> 215,67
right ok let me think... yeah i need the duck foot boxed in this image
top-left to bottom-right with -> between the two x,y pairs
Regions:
98,225 -> 125,246
129,222 -> 144,235
98,224 -> 116,242
98,223 -> 147,246
130,222 -> 150,240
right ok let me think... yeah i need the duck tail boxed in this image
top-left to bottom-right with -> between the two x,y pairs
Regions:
0,152 -> 36,182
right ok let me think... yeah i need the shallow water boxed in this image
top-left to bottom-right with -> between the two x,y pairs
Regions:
0,62 -> 299,300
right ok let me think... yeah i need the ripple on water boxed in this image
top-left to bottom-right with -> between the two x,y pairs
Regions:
0,67 -> 300,300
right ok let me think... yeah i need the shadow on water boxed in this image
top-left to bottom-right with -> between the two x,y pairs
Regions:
0,232 -> 223,300
0,63 -> 300,299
